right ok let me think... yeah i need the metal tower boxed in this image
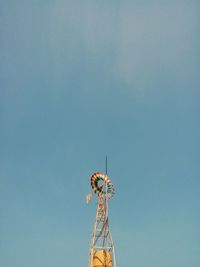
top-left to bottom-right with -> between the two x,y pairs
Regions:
86,172 -> 116,267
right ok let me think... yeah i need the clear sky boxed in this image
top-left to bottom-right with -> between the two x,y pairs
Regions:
0,1 -> 200,267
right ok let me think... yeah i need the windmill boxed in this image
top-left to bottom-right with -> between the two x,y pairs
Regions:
86,171 -> 116,267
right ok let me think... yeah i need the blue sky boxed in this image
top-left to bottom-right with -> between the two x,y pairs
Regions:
0,1 -> 200,267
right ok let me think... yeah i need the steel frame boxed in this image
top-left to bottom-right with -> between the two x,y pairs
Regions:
88,182 -> 116,267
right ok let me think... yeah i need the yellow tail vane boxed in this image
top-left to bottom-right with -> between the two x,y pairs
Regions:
86,193 -> 93,204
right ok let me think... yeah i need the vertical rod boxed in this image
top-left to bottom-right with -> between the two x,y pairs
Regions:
106,156 -> 108,175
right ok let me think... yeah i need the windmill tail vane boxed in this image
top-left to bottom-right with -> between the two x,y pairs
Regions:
86,192 -> 93,204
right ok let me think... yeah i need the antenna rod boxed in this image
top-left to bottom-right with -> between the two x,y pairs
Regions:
106,156 -> 108,175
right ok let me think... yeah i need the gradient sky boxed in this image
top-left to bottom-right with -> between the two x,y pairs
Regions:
0,1 -> 200,267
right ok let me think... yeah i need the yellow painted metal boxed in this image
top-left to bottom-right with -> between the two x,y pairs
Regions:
93,250 -> 112,267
